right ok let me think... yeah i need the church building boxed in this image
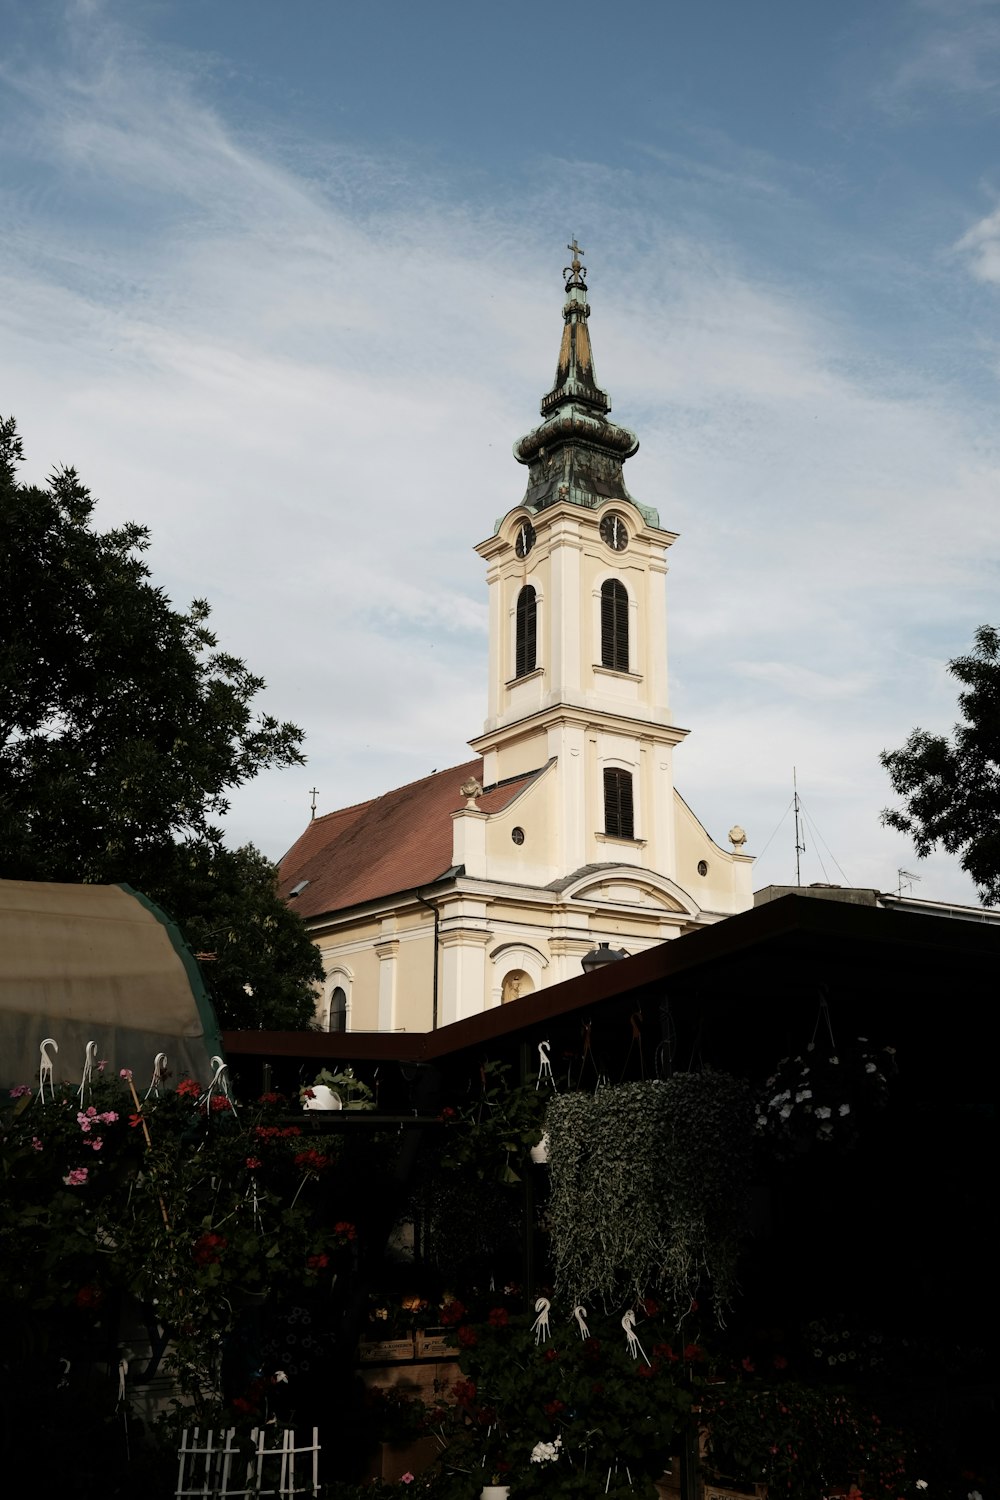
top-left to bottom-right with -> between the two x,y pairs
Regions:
279,247 -> 753,1032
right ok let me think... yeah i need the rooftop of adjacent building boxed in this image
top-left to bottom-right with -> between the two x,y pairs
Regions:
754,882 -> 1000,925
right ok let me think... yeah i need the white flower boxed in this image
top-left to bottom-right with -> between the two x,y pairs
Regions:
839,1103 -> 851,1116
779,1106 -> 792,1119
530,1437 -> 562,1464
915,1482 -> 928,1491
815,1107 -> 831,1119
829,1056 -> 839,1065
865,1063 -> 877,1073
968,1490 -> 982,1500
795,1089 -> 813,1102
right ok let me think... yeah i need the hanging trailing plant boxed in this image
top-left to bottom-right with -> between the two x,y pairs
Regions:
546,1073 -> 754,1320
547,1082 -> 671,1311
656,1069 -> 754,1320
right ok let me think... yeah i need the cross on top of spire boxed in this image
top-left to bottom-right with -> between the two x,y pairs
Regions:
564,238 -> 587,289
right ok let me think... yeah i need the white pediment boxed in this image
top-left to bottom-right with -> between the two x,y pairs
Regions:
564,867 -> 699,917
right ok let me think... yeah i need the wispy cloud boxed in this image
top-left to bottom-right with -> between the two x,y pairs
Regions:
0,1 -> 995,904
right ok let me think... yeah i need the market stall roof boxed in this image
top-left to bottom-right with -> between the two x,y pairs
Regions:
223,890 -> 1000,1092
0,879 -> 224,1091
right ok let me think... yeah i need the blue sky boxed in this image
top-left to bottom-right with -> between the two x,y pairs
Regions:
2,0 -> 1000,902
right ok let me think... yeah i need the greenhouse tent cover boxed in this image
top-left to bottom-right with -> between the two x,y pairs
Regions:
0,878 -> 224,1092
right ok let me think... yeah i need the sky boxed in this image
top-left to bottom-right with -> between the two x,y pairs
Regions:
2,0 -> 1000,904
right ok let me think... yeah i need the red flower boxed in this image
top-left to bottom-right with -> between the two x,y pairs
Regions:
642,1297 -> 659,1316
773,1354 -> 789,1370
129,1111 -> 145,1128
684,1343 -> 706,1362
742,1357 -> 755,1373
193,1231 -> 228,1267
176,1078 -> 200,1098
653,1343 -> 679,1363
258,1091 -> 281,1105
209,1094 -> 232,1112
487,1307 -> 509,1328
638,1363 -> 657,1379
543,1347 -> 560,1363
452,1378 -> 477,1407
583,1337 -> 602,1361
440,1299 -> 466,1325
457,1325 -> 478,1348
75,1283 -> 104,1309
294,1149 -> 330,1172
543,1399 -> 566,1418
334,1220 -> 357,1240
307,1253 -> 329,1270
438,1106 -> 456,1120
246,1157 -> 262,1170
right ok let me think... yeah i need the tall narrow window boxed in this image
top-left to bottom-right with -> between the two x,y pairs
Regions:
601,579 -> 629,672
329,986 -> 347,1033
515,585 -> 537,677
604,768 -> 634,840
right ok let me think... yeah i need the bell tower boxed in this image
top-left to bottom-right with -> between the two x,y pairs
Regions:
470,244 -> 690,881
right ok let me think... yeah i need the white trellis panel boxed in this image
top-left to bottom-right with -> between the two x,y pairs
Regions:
176,1426 -> 320,1498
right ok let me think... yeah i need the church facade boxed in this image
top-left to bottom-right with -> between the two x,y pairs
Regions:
279,248 -> 753,1032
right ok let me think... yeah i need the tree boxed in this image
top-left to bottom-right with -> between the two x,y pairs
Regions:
881,624 -> 1000,904
0,415 -> 323,1027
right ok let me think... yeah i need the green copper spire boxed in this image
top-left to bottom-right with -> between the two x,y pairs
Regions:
513,244 -> 659,526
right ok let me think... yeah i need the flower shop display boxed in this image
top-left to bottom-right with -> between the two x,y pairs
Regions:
1,1068 -> 356,1435
427,1289 -> 692,1500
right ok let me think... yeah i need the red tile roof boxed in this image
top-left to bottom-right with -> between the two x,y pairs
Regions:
279,758 -> 539,920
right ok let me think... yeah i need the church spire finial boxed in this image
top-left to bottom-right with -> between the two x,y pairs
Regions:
564,237 -> 587,290
511,246 -> 658,521
540,238 -> 609,418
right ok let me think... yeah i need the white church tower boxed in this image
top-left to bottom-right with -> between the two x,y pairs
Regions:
280,247 -> 752,1032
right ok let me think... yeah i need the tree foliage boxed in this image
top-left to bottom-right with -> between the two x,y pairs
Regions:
881,625 -> 1000,903
0,415 -> 322,1027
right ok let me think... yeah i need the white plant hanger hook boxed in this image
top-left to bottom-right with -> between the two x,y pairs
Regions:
78,1040 -> 98,1108
536,1040 -> 556,1091
38,1037 -> 58,1105
145,1052 -> 168,1100
621,1308 -> 651,1365
572,1305 -> 590,1340
531,1296 -> 551,1345
198,1055 -> 235,1117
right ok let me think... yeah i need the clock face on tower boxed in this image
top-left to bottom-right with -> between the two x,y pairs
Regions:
600,512 -> 628,551
515,519 -> 536,558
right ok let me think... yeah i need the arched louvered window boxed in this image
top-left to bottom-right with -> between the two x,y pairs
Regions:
601,579 -> 629,672
329,986 -> 347,1033
603,768 -> 634,840
515,585 -> 537,678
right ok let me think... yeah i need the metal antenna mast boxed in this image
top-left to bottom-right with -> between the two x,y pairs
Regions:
793,767 -> 805,886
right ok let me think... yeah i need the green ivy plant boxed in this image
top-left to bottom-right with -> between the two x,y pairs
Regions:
546,1074 -> 754,1319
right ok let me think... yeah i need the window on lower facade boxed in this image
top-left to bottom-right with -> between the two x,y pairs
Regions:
329,986 -> 347,1033
603,767 -> 634,840
601,579 -> 629,672
515,585 -> 537,677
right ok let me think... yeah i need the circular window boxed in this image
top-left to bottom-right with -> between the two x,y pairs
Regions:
697,860 -> 709,877
511,826 -> 525,846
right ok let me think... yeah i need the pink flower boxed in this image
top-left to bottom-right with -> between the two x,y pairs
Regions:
63,1167 -> 89,1186
98,1111 -> 118,1124
31,1136 -> 43,1151
119,1068 -> 133,1080
97,1060 -> 107,1073
86,1137 -> 104,1152
9,1084 -> 32,1099
401,1474 -> 415,1484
